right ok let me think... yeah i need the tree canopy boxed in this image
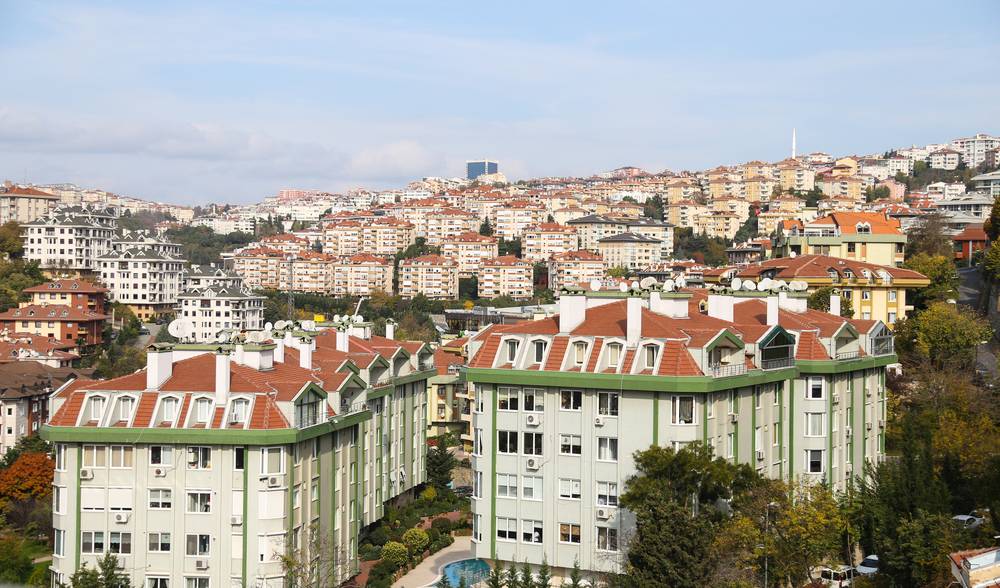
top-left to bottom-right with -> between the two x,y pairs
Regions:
893,301 -> 992,369
807,286 -> 854,317
903,253 -> 959,310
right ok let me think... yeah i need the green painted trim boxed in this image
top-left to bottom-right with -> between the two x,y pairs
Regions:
778,384 -> 784,480
704,330 -> 746,354
751,387 -> 757,461
465,366 -> 796,393
702,394 -> 708,445
396,368 -> 437,386
490,385 -> 498,560
74,444 -> 81,570
797,355 -> 897,374
788,377 -> 795,482
402,384 -> 408,485
828,381 -> 834,485
733,391 -> 739,464
287,444 -> 294,586
293,381 -> 329,401
659,292 -> 694,299
652,392 -> 659,446
785,234 -> 906,245
733,291 -> 770,298
242,447 -> 248,585
366,384 -> 394,400
850,373 -> 856,470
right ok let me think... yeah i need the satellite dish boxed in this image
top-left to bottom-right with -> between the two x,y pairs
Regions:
744,281 -> 757,291
640,277 -> 657,289
333,314 -> 342,323
353,315 -> 363,323
275,320 -> 289,330
618,282 -> 629,293
630,280 -> 640,290
776,280 -> 788,291
758,277 -> 772,290
791,280 -> 808,291
167,319 -> 189,339
300,320 -> 316,331
731,277 -> 743,291
215,332 -> 229,343
589,279 -> 602,292
790,251 -> 797,258
663,278 -> 675,291
676,276 -> 686,288
264,322 -> 273,332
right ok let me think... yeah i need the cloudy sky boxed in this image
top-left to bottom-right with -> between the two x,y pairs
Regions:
1,1 -> 998,205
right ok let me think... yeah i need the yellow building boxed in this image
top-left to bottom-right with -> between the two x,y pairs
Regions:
776,212 -> 906,267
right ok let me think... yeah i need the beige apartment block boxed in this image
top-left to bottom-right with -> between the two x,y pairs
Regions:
522,223 -> 579,262
258,233 -> 311,254
399,255 -> 460,299
322,218 -> 416,257
665,200 -> 709,230
478,256 -> 534,300
441,232 -> 499,277
331,254 -> 394,296
0,185 -> 59,224
425,208 -> 479,246
547,250 -> 605,290
232,248 -> 285,290
597,233 -> 662,270
776,211 -> 906,267
495,201 -> 547,240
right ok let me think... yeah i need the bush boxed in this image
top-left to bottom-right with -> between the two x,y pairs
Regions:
421,486 -> 438,501
366,525 -> 389,547
427,528 -> 441,544
431,517 -> 453,534
380,541 -> 408,569
402,527 -> 429,556
359,542 -> 381,561
365,560 -> 398,588
428,534 -> 455,554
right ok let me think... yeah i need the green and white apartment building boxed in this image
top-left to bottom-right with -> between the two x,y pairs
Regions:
466,286 -> 894,580
42,323 -> 434,588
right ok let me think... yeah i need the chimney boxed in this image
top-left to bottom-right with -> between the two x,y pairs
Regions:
626,295 -> 642,347
233,344 -> 245,366
215,350 -> 230,404
146,347 -> 173,389
707,294 -> 734,322
829,293 -> 841,317
335,329 -> 349,352
650,291 -> 691,319
558,291 -> 587,333
385,319 -> 396,340
778,291 -> 808,313
273,337 -> 285,363
766,296 -> 779,325
299,337 -> 313,370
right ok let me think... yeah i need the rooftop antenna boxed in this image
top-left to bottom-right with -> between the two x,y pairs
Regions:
285,254 -> 294,321
792,128 -> 797,159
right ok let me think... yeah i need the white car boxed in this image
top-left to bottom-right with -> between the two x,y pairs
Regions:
856,554 -> 880,576
817,565 -> 858,586
952,513 -> 985,530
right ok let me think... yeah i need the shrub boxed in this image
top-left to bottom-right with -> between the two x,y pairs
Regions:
380,541 -> 408,569
421,486 -> 438,501
359,542 -> 381,561
427,528 -> 441,544
402,527 -> 429,556
367,525 -> 389,547
431,517 -> 453,534
365,560 -> 397,588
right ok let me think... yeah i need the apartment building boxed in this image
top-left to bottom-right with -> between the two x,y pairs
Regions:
399,255 -> 460,299
973,171 -> 1000,198
495,201 -> 547,241
522,224 -> 579,262
478,257 -> 534,300
0,279 -> 109,349
280,252 -> 335,295
695,211 -> 742,240
665,200 -> 708,230
440,232 -> 499,278
705,254 -> 930,325
384,198 -> 451,238
329,254 -> 394,297
190,215 -> 255,235
0,184 -> 59,224
817,174 -> 866,202
597,233 -> 662,270
322,218 -> 416,257
567,215 -> 674,261
97,246 -> 185,321
929,149 -> 961,171
424,208 -> 478,247
0,362 -> 78,455
231,248 -> 285,290
176,286 -> 266,343
259,234 -> 312,255
551,206 -> 590,226
0,332 -> 79,367
22,207 -> 118,277
951,133 -> 1000,167
935,193 -> 993,219
466,285 -> 895,580
428,345 -> 467,440
42,323 -> 433,588
776,212 -> 906,267
777,160 -> 816,192
183,265 -> 245,291
547,250 -> 605,291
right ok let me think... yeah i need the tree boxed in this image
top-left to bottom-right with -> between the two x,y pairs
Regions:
606,266 -> 630,279
733,208 -> 759,242
520,562 -> 533,588
498,238 -> 521,257
93,345 -> 147,379
536,557 -> 553,588
905,213 -> 953,259
0,451 -> 54,511
893,302 -> 992,369
864,185 -> 891,202
563,560 -> 586,588
0,536 -> 33,583
807,286 -> 853,317
479,218 -> 494,236
623,498 -> 716,587
458,277 -> 478,300
401,527 -> 429,558
427,443 -> 457,489
67,554 -> 131,588
888,510 -> 962,587
281,523 -> 354,588
0,259 -> 46,312
621,442 -> 760,508
486,561 -> 505,588
0,221 -> 24,257
986,196 -> 1000,241
766,484 -> 846,586
505,565 -> 522,588
643,195 -> 665,221
435,578 -> 453,588
379,541 -> 408,569
0,434 -> 50,469
903,253 -> 959,310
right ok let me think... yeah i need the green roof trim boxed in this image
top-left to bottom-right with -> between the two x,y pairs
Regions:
465,366 -> 796,393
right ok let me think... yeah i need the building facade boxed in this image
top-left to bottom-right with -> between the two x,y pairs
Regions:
22,207 -> 118,277
478,257 -> 534,300
522,224 -> 579,262
440,232 -> 499,278
547,251 -> 606,291
399,255 -> 460,299
776,212 -> 906,267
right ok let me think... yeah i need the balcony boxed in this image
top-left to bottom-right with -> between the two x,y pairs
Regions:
709,363 -> 748,378
836,350 -> 862,361
869,336 -> 894,356
761,357 -> 794,370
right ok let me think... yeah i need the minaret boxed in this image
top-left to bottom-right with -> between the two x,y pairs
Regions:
792,128 -> 797,159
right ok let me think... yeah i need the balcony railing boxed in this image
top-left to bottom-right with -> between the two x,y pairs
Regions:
761,356 -> 794,370
836,350 -> 862,361
869,336 -> 894,356
339,400 -> 368,415
709,363 -> 748,378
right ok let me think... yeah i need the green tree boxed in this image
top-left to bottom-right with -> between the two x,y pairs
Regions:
0,259 -> 46,311
0,536 -> 33,583
435,577 -> 453,588
379,541 -> 408,569
426,443 -> 457,489
767,484 -> 846,586
864,185 -> 891,202
887,509 -> 962,587
520,562 -> 533,588
66,553 -> 131,588
733,208 -> 759,242
479,218 -> 494,236
893,302 -> 992,369
0,434 -> 50,469
623,499 -> 715,587
563,560 -> 586,588
505,565 -> 521,588
903,253 -> 959,310
606,266 -> 630,279
643,195 -> 665,221
807,286 -> 853,317
93,345 -> 147,379
905,213 -> 953,259
401,527 -> 429,558
986,196 -> 1000,241
498,238 -> 521,257
0,221 -> 24,257
535,557 -> 553,588
486,561 -> 505,588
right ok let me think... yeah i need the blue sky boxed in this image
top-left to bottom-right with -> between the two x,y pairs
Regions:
1,1 -> 998,205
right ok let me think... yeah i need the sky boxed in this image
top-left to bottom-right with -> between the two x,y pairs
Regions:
1,1 -> 998,205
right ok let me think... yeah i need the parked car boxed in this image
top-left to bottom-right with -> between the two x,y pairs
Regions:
453,485 -> 473,497
856,555 -> 880,576
817,565 -> 858,586
138,326 -> 150,335
952,512 -> 985,530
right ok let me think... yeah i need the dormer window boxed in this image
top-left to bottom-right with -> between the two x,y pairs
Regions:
643,345 -> 658,369
607,343 -> 622,368
230,399 -> 249,424
505,340 -> 519,363
194,398 -> 212,424
161,397 -> 179,423
117,397 -> 134,422
87,397 -> 105,422
572,342 -> 587,366
532,340 -> 546,364
855,222 -> 871,234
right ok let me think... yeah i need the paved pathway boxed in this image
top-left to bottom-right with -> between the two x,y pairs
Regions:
391,536 -> 473,588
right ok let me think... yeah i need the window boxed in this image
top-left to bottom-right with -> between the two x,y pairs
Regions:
522,476 -> 543,501
150,446 -> 172,466
186,447 -> 211,470
109,532 -> 132,554
261,447 -> 284,475
522,432 -> 543,456
81,487 -> 106,512
560,390 -> 582,410
88,396 -> 105,422
559,523 -> 581,544
473,514 -> 482,543
888,311 -> 897,324
234,448 -> 245,471
473,428 -> 483,456
118,397 -> 135,422
597,481 -> 619,506
230,399 -> 249,423
110,446 -> 133,468
707,395 -> 714,418
505,340 -> 518,363
805,413 -> 825,437
475,389 -> 484,413
671,396 -> 695,424
187,492 -> 212,513
473,471 -> 483,499
149,489 -> 172,509
498,387 -> 519,411
598,392 -> 619,416
54,529 -> 66,557
888,290 -> 897,302
772,422 -> 780,446
598,437 -> 618,461
185,579 -> 209,588
55,444 -> 67,471
497,474 -> 518,498
754,388 -> 761,409
573,342 -> 587,365
728,390 -> 737,414
559,478 -> 581,499
808,377 -> 824,400
806,449 -> 824,474
607,343 -> 622,367
53,486 -> 66,514
194,398 -> 212,424
522,519 -> 543,544
532,340 -> 546,363
727,433 -> 735,458
83,445 -> 106,468
82,531 -> 105,554
161,398 -> 179,422
496,517 -> 517,541
186,534 -> 211,556
644,345 -> 658,369
522,388 -> 544,412
498,431 -> 518,454
560,434 -> 582,455
596,526 -> 618,551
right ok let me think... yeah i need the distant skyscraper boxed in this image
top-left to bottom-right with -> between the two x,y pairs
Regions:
466,159 -> 499,180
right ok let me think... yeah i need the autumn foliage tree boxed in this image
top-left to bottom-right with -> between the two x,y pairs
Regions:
0,451 -> 54,511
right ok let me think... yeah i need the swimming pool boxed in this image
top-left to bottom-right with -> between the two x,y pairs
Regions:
440,558 -> 491,586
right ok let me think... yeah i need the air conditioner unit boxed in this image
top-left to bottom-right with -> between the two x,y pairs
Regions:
878,419 -> 885,429
756,450 -> 765,461
113,512 -> 130,524
267,476 -> 281,488
845,426 -> 853,437
865,388 -> 872,397
526,414 -> 541,427
594,416 -> 604,427
153,467 -> 166,477
525,457 -> 539,470
832,392 -> 840,404
729,413 -> 739,423
596,508 -> 611,520
866,422 -> 873,431
79,469 -> 93,480
195,560 -> 209,570
230,515 -> 243,526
